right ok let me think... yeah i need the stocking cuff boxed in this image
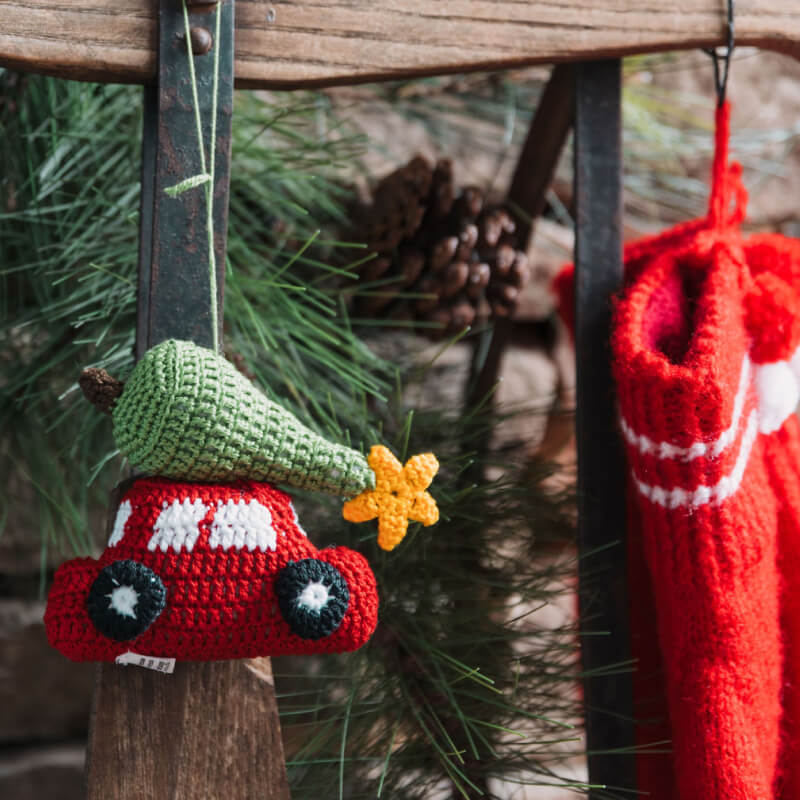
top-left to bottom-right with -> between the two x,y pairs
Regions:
612,249 -> 758,508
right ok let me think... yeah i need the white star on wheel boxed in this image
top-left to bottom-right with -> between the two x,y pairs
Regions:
297,581 -> 330,613
106,584 -> 139,619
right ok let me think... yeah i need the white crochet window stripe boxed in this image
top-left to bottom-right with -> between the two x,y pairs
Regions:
148,498 -> 209,553
290,502 -> 308,537
108,500 -> 133,547
632,409 -> 758,509
209,499 -> 278,552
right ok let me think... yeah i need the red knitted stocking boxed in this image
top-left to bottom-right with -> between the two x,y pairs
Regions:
614,235 -> 783,799
556,103 -> 800,797
745,231 -> 800,800
765,418 -> 800,800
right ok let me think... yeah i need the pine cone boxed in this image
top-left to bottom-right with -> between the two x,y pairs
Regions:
478,209 -> 530,318
359,156 -> 434,253
351,156 -> 529,338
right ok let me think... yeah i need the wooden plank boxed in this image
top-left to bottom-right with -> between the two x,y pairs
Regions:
573,60 -> 636,796
87,657 -> 290,799
85,3 -> 291,799
1,1 -> 800,88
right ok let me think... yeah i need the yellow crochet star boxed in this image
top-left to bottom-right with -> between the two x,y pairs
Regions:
342,445 -> 439,551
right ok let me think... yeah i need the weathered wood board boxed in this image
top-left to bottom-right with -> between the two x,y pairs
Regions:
87,657 -> 291,799
2,1 -> 800,88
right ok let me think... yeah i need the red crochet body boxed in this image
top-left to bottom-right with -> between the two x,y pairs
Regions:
557,103 -> 800,799
45,477 -> 379,662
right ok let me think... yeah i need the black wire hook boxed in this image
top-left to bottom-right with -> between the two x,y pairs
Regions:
704,0 -> 735,106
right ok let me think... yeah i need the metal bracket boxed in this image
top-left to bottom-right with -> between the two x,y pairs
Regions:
574,59 -> 637,796
137,0 -> 233,357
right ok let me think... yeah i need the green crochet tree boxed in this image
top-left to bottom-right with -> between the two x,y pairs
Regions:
79,339 -> 375,498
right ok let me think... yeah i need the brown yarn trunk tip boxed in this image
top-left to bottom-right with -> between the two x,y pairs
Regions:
79,367 -> 124,414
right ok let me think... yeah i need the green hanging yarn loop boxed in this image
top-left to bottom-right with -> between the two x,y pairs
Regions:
177,0 -> 221,352
111,339 -> 376,497
164,173 -> 211,197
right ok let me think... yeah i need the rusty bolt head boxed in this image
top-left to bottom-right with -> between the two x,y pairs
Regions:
189,26 -> 213,55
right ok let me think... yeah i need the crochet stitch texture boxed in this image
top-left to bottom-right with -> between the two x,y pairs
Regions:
342,445 -> 439,551
556,103 -> 800,800
45,477 -> 379,662
111,339 -> 376,498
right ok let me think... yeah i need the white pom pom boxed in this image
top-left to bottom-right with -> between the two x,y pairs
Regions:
755,360 -> 800,434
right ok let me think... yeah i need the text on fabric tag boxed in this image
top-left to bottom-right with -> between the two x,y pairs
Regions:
114,651 -> 176,673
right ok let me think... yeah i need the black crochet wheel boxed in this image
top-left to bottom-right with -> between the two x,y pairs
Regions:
275,559 -> 350,640
87,560 -> 167,642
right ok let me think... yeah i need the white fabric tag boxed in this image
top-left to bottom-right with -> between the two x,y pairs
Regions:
115,651 -> 176,674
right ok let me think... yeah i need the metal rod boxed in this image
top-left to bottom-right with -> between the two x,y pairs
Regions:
574,59 -> 636,797
136,83 -> 158,361
507,63 -> 575,251
467,64 -> 575,414
138,0 -> 233,353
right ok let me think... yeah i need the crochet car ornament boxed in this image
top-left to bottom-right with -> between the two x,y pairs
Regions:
47,340 -> 439,662
45,477 -> 379,662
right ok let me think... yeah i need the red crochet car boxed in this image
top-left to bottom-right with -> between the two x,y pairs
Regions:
45,477 -> 379,662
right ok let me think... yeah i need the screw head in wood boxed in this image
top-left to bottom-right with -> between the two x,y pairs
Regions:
189,26 -> 213,55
